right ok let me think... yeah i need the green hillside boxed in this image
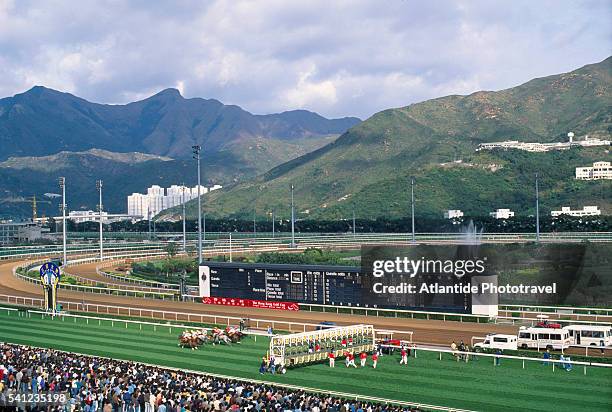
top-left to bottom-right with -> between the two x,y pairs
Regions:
0,134 -> 336,218
164,57 -> 611,220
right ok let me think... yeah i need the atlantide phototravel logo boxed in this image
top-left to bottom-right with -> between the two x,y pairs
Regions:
372,256 -> 487,279
361,243 -> 611,310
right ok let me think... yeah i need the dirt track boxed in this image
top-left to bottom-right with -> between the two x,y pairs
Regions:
1,259 -> 611,358
0,259 -> 519,344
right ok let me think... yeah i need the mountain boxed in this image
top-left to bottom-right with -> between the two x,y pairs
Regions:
0,88 -> 360,217
0,87 -> 360,160
0,138 -> 340,218
163,57 -> 611,220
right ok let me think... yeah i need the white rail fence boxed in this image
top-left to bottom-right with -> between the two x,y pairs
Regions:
297,302 -> 612,326
383,344 -> 612,375
3,307 -> 610,379
0,293 -> 415,339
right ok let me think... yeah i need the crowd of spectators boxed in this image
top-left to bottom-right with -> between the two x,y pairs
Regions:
1,343 -> 422,412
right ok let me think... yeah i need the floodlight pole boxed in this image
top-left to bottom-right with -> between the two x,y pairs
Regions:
291,184 -> 295,248
96,180 -> 103,261
411,176 -> 415,243
535,173 -> 540,242
59,177 -> 67,266
182,185 -> 186,253
253,209 -> 256,238
352,208 -> 356,237
147,207 -> 151,240
272,210 -> 275,238
229,232 -> 233,262
193,145 -> 203,264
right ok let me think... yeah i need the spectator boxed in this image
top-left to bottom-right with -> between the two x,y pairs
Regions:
0,343 -> 419,412
542,349 -> 551,366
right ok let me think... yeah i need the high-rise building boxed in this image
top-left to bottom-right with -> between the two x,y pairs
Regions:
127,183 -> 222,220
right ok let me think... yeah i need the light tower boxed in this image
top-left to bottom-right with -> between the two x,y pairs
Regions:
193,145 -> 203,264
535,173 -> 540,242
147,207 -> 151,240
181,185 -> 186,253
290,184 -> 295,248
58,177 -> 67,266
96,179 -> 103,260
410,176 -> 415,243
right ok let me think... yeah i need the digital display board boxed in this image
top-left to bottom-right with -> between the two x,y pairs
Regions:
199,261 -> 471,313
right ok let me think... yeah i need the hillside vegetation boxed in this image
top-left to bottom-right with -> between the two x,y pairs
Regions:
165,57 -> 611,219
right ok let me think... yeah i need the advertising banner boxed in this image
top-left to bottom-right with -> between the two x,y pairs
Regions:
202,296 -> 299,311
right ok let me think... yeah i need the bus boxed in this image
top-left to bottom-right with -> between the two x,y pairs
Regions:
517,326 -> 571,350
567,325 -> 612,347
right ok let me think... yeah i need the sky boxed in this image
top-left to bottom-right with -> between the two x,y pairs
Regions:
0,0 -> 610,119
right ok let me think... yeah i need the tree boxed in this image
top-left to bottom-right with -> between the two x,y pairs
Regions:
165,242 -> 178,259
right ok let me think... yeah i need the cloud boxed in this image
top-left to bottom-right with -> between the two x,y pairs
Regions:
0,0 -> 609,119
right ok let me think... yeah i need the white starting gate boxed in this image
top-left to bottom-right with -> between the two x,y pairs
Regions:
269,324 -> 375,368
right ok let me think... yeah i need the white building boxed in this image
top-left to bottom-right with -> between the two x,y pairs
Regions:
575,161 -> 612,180
68,210 -> 111,223
443,210 -> 464,219
551,206 -> 601,217
0,222 -> 50,245
189,185 -> 209,198
489,209 -> 515,219
477,133 -> 611,153
127,183 -> 222,220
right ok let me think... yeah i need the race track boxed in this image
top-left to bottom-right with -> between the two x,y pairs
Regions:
0,259 -> 519,346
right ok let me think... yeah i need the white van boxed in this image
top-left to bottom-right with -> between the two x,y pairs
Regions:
567,325 -> 612,347
517,326 -> 571,350
474,334 -> 518,351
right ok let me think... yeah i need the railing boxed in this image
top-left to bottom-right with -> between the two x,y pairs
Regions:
12,262 -> 178,300
0,294 -> 414,339
0,242 -> 166,260
95,262 -> 181,290
3,231 -> 611,260
500,304 -> 612,317
298,302 -> 612,326
11,253 -> 612,328
384,344 -> 612,375
25,310 -> 264,338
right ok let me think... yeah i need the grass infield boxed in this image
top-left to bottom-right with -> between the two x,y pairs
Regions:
0,310 -> 611,411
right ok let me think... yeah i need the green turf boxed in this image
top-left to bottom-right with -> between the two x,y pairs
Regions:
0,310 -> 611,411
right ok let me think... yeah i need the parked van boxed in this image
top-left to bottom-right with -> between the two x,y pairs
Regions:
474,334 -> 518,351
567,325 -> 612,347
517,326 -> 571,350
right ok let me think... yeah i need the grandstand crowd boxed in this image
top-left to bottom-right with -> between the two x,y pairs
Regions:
1,343 -> 422,412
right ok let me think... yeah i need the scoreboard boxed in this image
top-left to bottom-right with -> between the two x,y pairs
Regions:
199,262 -> 363,306
199,261 -> 471,313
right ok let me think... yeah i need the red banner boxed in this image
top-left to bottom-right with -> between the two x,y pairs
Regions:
202,296 -> 299,311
